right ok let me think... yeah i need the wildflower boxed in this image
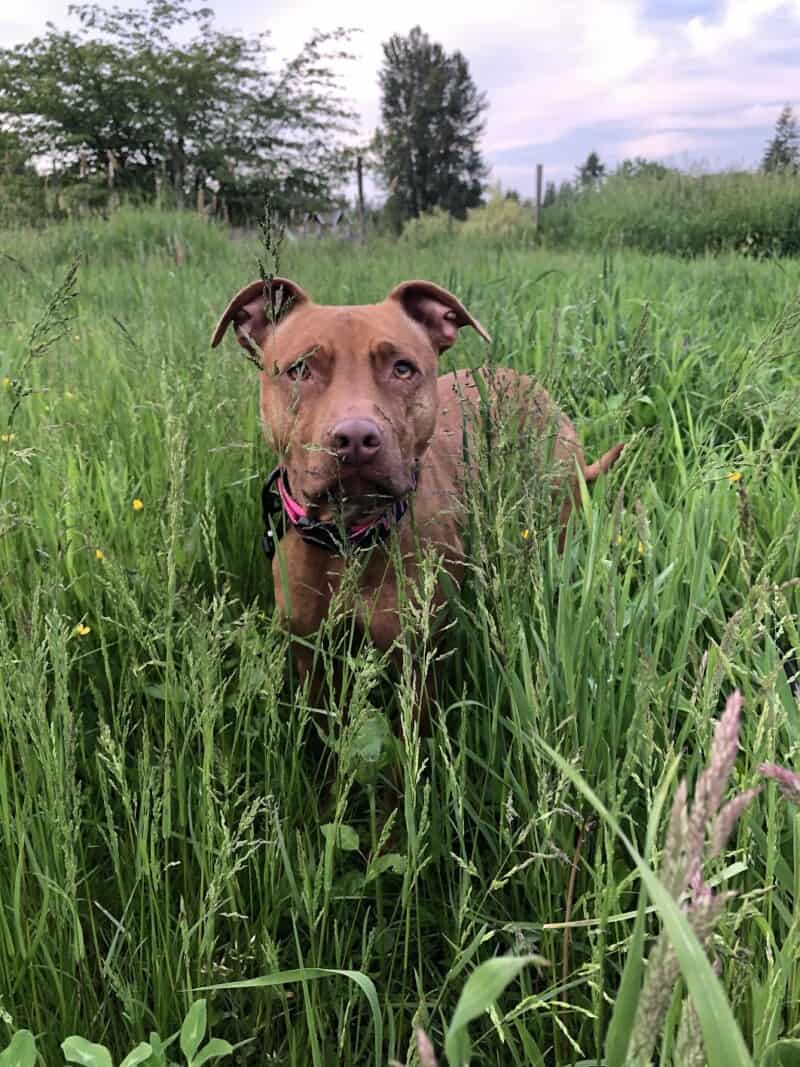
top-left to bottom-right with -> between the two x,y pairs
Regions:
615,533 -> 623,545
637,540 -> 645,556
73,623 -> 91,637
727,471 -> 742,484
132,498 -> 144,511
521,528 -> 530,541
95,548 -> 105,561
64,391 -> 76,400
0,433 -> 14,443
73,335 -> 80,342
1,377 -> 10,389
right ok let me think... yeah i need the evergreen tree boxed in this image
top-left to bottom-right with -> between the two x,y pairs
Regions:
577,151 -> 606,187
374,26 -> 488,222
763,105 -> 800,172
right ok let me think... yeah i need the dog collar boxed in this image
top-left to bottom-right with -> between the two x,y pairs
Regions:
260,466 -> 415,559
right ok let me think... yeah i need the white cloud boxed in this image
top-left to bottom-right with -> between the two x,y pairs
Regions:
618,130 -> 704,158
687,0 -> 800,55
2,0 -> 800,195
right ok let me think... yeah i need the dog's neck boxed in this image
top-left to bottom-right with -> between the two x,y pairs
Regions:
260,466 -> 417,558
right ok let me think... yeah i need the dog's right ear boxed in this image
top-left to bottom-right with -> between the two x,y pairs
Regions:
210,278 -> 309,351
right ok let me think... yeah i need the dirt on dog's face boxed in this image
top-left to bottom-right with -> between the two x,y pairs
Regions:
259,304 -> 439,523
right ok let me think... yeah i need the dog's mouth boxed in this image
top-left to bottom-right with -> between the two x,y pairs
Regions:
295,467 -> 414,527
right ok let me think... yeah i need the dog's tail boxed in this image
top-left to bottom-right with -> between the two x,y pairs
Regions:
583,442 -> 625,482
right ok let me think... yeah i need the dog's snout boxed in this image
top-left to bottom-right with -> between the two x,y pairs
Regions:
331,418 -> 383,465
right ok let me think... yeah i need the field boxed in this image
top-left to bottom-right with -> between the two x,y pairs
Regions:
1,208 -> 799,1065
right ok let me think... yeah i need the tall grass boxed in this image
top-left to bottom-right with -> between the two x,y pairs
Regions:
0,209 -> 798,1062
541,169 -> 800,257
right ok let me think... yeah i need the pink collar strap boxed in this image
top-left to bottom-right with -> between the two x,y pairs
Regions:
261,466 -> 415,558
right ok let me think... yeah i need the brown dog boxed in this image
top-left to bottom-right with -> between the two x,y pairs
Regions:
212,278 -> 623,695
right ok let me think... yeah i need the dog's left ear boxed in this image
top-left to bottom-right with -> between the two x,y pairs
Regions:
387,280 -> 491,354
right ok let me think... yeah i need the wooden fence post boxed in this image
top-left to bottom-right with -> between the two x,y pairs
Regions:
356,154 -> 365,233
535,163 -> 543,229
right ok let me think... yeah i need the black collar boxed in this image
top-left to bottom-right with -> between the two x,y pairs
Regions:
260,466 -> 415,559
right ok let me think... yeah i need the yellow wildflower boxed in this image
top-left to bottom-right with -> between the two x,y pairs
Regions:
0,433 -> 14,443
728,471 -> 742,484
521,528 -> 530,541
65,391 -> 76,400
1,377 -> 10,389
95,548 -> 105,561
73,623 -> 91,637
637,540 -> 645,556
132,498 -> 144,511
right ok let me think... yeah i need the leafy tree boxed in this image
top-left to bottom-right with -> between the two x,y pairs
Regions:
762,105 -> 800,173
615,156 -> 672,179
0,0 -> 357,220
577,151 -> 606,187
374,26 -> 488,223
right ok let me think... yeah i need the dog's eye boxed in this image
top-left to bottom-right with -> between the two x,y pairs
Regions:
286,359 -> 311,382
393,360 -> 416,380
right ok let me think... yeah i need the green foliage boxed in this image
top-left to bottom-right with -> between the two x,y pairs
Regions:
541,168 -> 800,256
762,105 -> 800,174
0,1000 -> 232,1066
374,25 -> 487,223
0,210 -> 799,1062
577,150 -> 606,187
461,190 -> 538,239
0,0 -> 356,222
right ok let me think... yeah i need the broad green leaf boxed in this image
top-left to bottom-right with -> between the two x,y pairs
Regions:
200,967 -> 382,1067
61,1037 -> 113,1067
119,1044 -> 153,1067
147,1032 -> 167,1067
365,852 -> 407,882
349,713 -> 392,764
180,1000 -> 207,1063
0,1030 -> 37,1067
444,955 -> 544,1067
763,1040 -> 800,1067
321,823 -> 360,851
192,1038 -> 235,1065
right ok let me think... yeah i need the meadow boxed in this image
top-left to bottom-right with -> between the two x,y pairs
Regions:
0,208 -> 799,1065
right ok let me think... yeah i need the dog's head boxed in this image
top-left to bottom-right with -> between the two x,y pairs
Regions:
212,278 -> 490,524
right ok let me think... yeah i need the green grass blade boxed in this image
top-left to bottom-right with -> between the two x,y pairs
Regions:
200,968 -> 383,1067
444,955 -> 545,1067
507,673 -> 754,1067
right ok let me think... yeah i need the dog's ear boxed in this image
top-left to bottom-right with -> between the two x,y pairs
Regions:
387,279 -> 491,354
211,278 -> 309,351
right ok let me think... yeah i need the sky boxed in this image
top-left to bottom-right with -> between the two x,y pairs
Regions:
2,0 -> 800,198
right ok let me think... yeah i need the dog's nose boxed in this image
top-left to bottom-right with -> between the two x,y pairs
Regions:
331,418 -> 383,465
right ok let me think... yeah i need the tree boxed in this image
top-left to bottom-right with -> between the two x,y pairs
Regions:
763,105 -> 800,173
542,180 -> 557,208
615,156 -> 672,180
374,26 -> 488,223
577,151 -> 606,187
0,0 -> 357,220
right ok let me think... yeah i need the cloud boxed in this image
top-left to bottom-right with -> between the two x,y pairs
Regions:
3,0 -> 800,199
687,0 -> 800,55
618,130 -> 704,158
